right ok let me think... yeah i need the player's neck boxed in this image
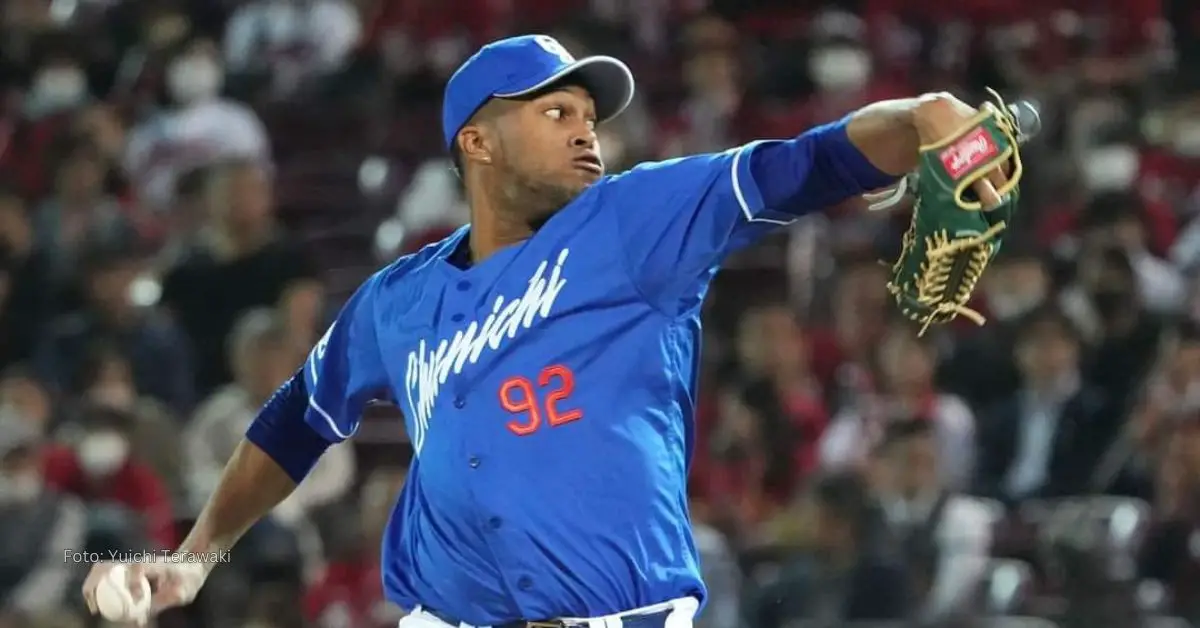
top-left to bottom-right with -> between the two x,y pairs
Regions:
466,199 -> 534,263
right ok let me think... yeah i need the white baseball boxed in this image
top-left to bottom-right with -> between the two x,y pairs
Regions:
95,563 -> 152,622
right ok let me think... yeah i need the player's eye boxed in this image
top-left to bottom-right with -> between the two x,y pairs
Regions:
544,107 -> 563,120
585,118 -> 596,131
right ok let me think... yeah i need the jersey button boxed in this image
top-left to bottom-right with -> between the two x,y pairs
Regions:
468,456 -> 481,468
488,517 -> 502,529
451,313 -> 465,323
517,576 -> 533,591
453,396 -> 466,409
456,280 -> 471,291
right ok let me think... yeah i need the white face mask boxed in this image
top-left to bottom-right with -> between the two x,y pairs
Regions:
1081,145 -> 1139,192
0,472 -> 41,503
167,55 -> 222,104
1172,123 -> 1200,158
77,431 -> 130,476
31,67 -> 87,109
808,45 -> 871,92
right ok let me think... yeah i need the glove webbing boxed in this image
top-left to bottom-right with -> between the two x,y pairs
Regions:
890,216 -> 1007,336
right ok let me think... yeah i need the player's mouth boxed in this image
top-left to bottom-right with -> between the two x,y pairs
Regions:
573,154 -> 603,176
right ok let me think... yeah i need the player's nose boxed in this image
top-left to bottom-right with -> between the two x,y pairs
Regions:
569,129 -> 596,149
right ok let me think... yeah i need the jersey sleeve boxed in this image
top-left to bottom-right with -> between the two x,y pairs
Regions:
302,272 -> 390,443
604,118 -> 894,312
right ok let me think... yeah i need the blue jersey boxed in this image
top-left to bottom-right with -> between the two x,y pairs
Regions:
294,121 -> 890,625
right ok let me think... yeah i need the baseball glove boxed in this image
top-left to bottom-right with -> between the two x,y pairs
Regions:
866,89 -> 1025,336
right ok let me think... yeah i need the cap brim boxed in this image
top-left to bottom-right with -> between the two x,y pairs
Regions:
494,55 -> 635,125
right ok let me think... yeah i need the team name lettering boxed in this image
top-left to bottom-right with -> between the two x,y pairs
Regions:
939,127 -> 998,180
404,249 -> 570,454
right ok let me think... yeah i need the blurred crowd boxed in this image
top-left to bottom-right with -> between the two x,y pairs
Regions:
1,0 -> 1200,627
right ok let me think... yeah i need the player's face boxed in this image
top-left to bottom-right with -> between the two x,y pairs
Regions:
497,85 -> 603,218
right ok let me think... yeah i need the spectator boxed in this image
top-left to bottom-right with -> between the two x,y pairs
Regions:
820,325 -> 976,490
0,191 -> 55,369
41,405 -> 175,549
0,408 -> 86,618
186,308 -> 354,525
1139,417 -> 1200,621
33,133 -> 134,283
658,14 -> 748,157
0,367 -> 54,435
224,0 -> 363,97
809,258 -> 890,412
873,419 -> 994,625
123,36 -> 270,212
1078,246 -> 1166,412
66,343 -> 186,508
22,39 -> 91,122
1079,191 -> 1186,315
974,305 -> 1121,501
161,159 -> 322,395
35,238 -> 195,413
733,301 -> 827,476
707,378 -> 804,532
741,473 -> 911,627
304,466 -> 405,628
942,245 -> 1051,409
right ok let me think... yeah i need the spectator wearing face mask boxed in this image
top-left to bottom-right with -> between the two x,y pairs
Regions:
0,33 -> 92,199
123,36 -> 270,213
41,405 -> 175,549
0,409 -> 86,619
67,343 -> 185,508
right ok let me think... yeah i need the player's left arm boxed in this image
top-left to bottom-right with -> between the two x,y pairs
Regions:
606,94 -> 942,312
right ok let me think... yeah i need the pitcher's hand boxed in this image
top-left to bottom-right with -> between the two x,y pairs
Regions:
914,92 -> 1014,209
82,559 -> 208,624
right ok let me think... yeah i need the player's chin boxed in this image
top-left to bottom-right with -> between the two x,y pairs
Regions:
570,163 -> 604,184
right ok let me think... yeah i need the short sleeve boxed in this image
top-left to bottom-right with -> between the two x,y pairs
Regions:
302,273 -> 390,442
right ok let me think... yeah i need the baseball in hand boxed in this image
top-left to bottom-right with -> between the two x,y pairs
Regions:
94,563 -> 152,622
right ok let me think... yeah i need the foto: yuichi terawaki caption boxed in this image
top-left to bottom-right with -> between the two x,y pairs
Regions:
64,549 -> 232,564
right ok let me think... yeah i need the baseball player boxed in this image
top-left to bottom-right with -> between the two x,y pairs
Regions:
82,34 -> 1014,628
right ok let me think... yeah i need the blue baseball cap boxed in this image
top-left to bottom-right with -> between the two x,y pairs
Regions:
442,35 -> 635,150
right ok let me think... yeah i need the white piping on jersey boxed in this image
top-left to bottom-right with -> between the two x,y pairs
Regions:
731,140 -> 795,226
404,249 -> 570,454
307,320 -> 356,440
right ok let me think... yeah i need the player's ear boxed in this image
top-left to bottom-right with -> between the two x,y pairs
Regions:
458,126 -> 494,167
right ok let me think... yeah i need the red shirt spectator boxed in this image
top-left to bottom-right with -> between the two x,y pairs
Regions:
41,442 -> 176,549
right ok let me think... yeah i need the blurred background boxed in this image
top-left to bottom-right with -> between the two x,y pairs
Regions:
0,0 -> 1199,627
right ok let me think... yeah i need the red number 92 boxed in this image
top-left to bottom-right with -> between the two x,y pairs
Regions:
499,365 -> 583,436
